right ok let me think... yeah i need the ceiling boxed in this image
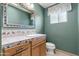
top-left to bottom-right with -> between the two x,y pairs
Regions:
39,3 -> 56,8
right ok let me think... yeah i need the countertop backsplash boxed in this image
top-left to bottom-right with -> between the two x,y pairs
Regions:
2,28 -> 36,38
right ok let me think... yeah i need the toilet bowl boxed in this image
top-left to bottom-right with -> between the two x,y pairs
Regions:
46,42 -> 56,56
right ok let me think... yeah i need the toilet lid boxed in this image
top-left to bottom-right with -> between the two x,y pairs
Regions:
46,42 -> 55,47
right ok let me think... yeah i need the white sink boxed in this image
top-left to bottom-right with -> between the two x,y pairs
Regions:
27,34 -> 46,37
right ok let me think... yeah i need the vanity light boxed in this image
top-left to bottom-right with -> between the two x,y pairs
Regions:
30,3 -> 34,10
31,4 -> 34,8
11,3 -> 18,6
20,3 -> 34,10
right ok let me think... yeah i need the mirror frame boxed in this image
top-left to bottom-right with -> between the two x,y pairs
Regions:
3,3 -> 35,29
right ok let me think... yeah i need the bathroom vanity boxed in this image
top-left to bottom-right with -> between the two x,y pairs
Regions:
2,3 -> 46,56
2,34 -> 46,56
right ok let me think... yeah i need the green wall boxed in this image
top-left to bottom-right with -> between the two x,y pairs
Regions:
34,4 -> 44,33
44,3 -> 78,54
77,4 -> 79,55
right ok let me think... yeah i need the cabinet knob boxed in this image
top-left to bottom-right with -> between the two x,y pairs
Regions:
7,46 -> 10,48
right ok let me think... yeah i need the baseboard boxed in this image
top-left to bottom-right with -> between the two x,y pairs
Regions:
56,49 -> 78,56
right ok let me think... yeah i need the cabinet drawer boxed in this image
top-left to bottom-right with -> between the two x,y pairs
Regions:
31,37 -> 46,46
4,47 -> 16,56
4,41 -> 30,56
15,43 -> 30,54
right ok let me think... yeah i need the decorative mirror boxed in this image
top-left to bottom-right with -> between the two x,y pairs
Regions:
3,3 -> 36,28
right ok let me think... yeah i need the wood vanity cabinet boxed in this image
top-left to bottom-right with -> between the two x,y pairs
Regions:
3,41 -> 31,56
31,37 -> 46,56
3,36 -> 46,56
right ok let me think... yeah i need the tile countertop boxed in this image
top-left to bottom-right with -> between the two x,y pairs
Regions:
2,34 -> 46,46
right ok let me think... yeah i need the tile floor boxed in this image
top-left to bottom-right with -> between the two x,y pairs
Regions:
47,49 -> 77,56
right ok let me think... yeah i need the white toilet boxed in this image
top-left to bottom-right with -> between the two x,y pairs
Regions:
46,42 -> 56,56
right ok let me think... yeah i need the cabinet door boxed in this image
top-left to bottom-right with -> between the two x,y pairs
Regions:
40,43 -> 46,56
32,46 -> 40,56
21,48 -> 30,56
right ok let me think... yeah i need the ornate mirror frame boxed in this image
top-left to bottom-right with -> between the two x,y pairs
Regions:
3,3 -> 35,29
